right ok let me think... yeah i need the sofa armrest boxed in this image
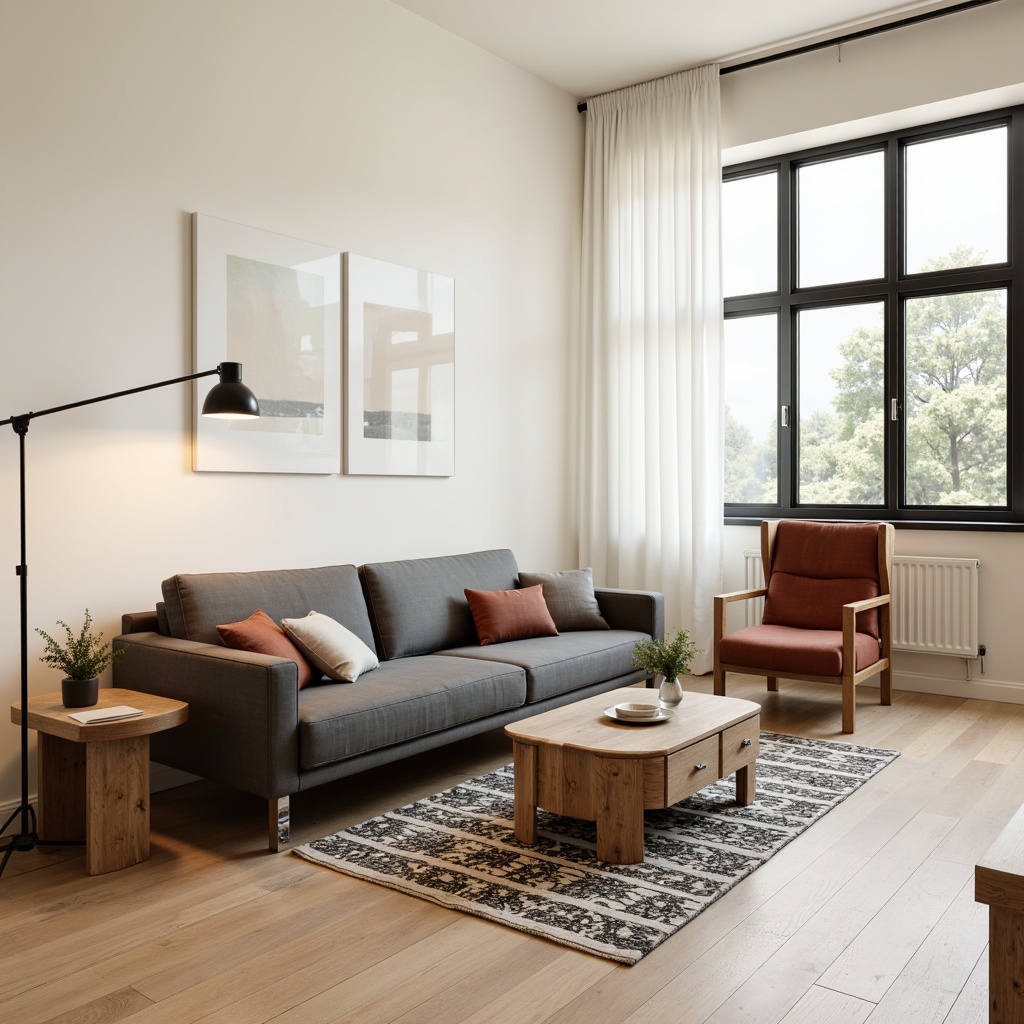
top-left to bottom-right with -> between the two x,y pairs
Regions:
112,632 -> 300,799
594,588 -> 664,638
122,610 -> 160,634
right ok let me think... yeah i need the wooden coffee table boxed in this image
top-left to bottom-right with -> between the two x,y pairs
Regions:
11,687 -> 188,875
505,687 -> 760,865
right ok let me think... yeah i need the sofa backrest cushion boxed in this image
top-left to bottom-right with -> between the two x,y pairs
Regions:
361,549 -> 520,660
761,521 -> 883,639
161,565 -> 377,652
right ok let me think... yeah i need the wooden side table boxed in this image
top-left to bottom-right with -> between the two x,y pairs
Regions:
10,687 -> 187,875
977,803 -> 1024,1023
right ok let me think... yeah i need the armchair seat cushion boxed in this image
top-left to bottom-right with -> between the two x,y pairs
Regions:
718,624 -> 881,678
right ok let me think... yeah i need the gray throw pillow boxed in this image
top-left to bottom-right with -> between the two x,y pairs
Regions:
518,568 -> 609,632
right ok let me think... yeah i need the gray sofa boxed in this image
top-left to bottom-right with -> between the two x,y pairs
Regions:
113,548 -> 664,850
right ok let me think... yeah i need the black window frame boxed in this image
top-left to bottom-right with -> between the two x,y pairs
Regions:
723,105 -> 1024,531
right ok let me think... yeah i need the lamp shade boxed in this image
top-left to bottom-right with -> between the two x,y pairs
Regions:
201,362 -> 260,419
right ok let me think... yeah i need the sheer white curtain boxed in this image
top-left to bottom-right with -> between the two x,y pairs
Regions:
578,65 -> 723,674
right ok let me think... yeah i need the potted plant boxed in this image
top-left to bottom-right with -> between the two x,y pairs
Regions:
36,609 -> 123,709
632,629 -> 701,709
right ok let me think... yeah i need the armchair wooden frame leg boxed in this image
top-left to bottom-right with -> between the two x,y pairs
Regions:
880,666 -> 893,706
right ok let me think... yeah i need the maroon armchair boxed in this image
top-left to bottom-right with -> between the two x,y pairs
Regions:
714,520 -> 894,734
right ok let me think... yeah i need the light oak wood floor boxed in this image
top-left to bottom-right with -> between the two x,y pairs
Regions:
3,673 -> 1017,1024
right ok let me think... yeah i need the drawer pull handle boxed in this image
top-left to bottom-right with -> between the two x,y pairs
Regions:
741,738 -> 752,747
694,762 -> 708,771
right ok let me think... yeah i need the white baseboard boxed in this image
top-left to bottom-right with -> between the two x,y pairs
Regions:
0,796 -> 32,823
0,762 -> 203,820
892,670 -> 1024,705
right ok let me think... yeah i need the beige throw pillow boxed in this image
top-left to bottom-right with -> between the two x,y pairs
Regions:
280,611 -> 379,683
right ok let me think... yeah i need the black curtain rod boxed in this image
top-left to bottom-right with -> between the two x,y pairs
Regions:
576,0 -> 1002,113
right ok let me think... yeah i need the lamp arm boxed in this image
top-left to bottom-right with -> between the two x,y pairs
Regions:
0,365 -> 228,433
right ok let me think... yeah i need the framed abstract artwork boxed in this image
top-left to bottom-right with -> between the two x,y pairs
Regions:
193,213 -> 341,473
344,253 -> 454,476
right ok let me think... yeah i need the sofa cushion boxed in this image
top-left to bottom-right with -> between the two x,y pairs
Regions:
216,609 -> 318,690
440,630 -> 647,703
297,655 -> 527,767
361,549 -> 520,660
281,611 -> 379,682
719,624 -> 881,677
465,585 -> 558,645
518,568 -> 610,632
162,565 -> 376,651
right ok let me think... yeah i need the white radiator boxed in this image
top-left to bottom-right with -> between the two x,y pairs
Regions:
890,556 -> 980,657
740,550 -> 980,658
742,549 -> 765,629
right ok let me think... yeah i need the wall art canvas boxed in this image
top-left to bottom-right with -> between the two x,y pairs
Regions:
193,213 -> 341,473
344,253 -> 454,476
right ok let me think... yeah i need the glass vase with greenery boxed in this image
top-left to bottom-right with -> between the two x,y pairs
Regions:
632,629 -> 700,709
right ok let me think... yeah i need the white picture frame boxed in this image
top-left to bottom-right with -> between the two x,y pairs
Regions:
344,253 -> 454,476
193,213 -> 341,473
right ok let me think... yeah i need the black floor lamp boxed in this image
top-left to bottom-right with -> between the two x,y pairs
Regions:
0,361 -> 259,878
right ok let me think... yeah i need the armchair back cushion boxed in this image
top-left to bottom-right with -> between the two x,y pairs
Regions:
761,521 -> 883,639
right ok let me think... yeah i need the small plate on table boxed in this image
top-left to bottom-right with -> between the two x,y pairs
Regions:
603,705 -> 675,725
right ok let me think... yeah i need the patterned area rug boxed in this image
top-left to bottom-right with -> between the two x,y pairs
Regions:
295,733 -> 899,964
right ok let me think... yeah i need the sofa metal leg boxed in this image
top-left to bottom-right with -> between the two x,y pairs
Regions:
767,676 -> 779,692
269,796 -> 291,852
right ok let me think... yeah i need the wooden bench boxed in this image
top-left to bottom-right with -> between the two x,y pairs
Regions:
976,803 -> 1024,1023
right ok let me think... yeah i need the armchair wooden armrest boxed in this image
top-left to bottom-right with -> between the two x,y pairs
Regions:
841,592 -> 893,727
843,593 -> 891,614
714,588 -> 767,652
841,593 -> 893,654
716,588 -> 768,605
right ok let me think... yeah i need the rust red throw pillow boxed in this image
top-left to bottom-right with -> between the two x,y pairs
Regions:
216,608 -> 317,689
464,585 -> 559,646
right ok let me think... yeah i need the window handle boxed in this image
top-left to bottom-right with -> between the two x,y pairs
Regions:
781,406 -> 789,428
891,399 -> 899,422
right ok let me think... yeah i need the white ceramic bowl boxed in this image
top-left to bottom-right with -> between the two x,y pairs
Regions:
614,701 -> 661,719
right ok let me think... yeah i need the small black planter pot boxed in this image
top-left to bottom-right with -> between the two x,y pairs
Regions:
61,677 -> 99,709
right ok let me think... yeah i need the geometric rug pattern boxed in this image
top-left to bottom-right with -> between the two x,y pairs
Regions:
295,733 -> 899,964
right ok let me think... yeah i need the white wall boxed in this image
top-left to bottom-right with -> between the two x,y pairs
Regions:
719,0 -> 1024,704
0,0 -> 583,807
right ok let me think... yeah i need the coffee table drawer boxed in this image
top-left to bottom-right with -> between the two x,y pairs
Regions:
665,735 -> 720,805
721,716 -> 759,778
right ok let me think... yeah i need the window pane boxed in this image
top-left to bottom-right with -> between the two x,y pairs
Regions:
797,152 -> 884,287
905,127 -> 1008,274
904,289 -> 1007,507
724,314 -> 778,503
797,303 -> 885,505
723,172 -> 777,297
